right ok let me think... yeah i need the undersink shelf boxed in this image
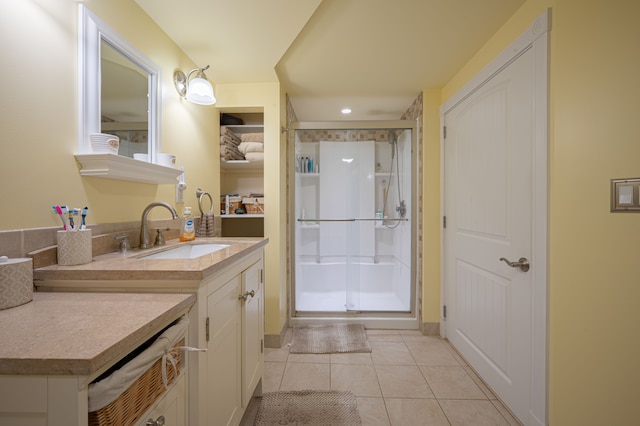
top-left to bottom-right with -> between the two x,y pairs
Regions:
75,153 -> 182,184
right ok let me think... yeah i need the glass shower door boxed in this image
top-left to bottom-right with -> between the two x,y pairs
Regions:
293,124 -> 415,316
318,141 -> 375,311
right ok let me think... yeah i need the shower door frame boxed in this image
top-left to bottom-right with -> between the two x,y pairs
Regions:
288,120 -> 419,329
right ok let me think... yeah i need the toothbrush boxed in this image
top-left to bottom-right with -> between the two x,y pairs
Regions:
68,209 -> 75,230
52,206 -> 65,229
81,207 -> 88,230
55,205 -> 67,230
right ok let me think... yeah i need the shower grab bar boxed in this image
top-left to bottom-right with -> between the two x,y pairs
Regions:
297,217 -> 408,222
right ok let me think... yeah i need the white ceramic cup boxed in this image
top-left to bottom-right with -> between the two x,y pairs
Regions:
90,133 -> 119,154
157,153 -> 177,167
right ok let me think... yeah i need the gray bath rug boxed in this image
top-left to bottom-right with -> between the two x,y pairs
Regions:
289,323 -> 371,354
254,390 -> 361,426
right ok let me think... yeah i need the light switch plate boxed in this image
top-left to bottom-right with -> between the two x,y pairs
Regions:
611,178 -> 640,212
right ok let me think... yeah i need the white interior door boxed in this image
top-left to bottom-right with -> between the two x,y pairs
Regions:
442,12 -> 548,424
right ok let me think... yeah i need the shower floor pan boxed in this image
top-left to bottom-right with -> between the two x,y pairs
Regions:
295,290 -> 409,312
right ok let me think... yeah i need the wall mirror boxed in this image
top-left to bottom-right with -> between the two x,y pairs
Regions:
78,5 -> 160,161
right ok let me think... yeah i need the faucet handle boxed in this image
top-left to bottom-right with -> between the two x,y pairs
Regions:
154,228 -> 169,246
114,234 -> 131,253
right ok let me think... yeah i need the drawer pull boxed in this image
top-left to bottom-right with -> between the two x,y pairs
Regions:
146,415 -> 165,426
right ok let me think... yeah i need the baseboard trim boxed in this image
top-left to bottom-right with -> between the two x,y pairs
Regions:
421,322 -> 440,336
264,318 -> 289,348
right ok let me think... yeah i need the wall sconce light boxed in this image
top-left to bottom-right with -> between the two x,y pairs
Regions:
173,65 -> 216,105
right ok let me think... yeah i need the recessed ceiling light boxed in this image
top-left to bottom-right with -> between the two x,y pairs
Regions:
341,108 -> 352,114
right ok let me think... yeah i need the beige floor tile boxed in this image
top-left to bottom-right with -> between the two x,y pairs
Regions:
366,329 -> 401,335
279,362 -> 330,391
262,361 -> 286,392
385,398 -> 449,426
367,334 -> 405,342
401,334 -> 444,343
439,399 -> 510,426
356,397 -> 390,426
406,340 -> 461,366
375,365 -> 434,398
264,346 -> 290,362
420,366 -> 486,399
397,330 -> 423,336
463,366 -> 497,400
287,353 -> 331,363
491,400 -> 523,426
331,352 -> 373,364
443,340 -> 469,365
370,341 -> 416,365
331,364 -> 382,397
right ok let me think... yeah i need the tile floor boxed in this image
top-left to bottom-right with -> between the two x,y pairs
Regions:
241,328 -> 522,426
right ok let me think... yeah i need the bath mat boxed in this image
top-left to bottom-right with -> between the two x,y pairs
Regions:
289,324 -> 371,354
254,390 -> 361,426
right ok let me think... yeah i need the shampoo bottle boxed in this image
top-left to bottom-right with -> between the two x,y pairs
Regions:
180,207 -> 195,241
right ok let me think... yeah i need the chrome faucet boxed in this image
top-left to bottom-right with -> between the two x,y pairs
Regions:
139,202 -> 179,249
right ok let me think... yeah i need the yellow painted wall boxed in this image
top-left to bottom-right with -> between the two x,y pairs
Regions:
0,0 -> 217,230
438,0 -> 640,423
421,89 -> 442,323
215,83 -> 287,336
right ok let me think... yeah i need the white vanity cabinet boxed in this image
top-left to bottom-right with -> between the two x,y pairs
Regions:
33,239 -> 268,426
194,250 -> 264,426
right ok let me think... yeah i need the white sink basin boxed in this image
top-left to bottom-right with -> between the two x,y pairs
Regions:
140,243 -> 230,260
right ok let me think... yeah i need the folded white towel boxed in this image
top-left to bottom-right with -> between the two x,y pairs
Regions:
238,142 -> 264,155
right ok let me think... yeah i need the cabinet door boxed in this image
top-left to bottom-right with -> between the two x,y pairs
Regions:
207,276 -> 242,426
242,258 -> 264,407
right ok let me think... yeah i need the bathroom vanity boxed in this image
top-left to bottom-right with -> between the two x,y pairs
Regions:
0,292 -> 195,425
34,237 -> 268,426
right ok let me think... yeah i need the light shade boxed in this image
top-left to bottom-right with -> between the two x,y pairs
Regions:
174,65 -> 216,106
186,76 -> 216,105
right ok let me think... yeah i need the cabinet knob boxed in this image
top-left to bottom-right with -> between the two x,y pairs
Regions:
238,290 -> 255,301
146,415 -> 165,426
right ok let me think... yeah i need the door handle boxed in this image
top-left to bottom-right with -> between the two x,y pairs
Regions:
238,290 -> 255,301
499,257 -> 530,272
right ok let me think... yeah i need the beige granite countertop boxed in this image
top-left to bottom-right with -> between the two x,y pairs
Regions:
0,292 -> 195,376
33,237 -> 268,283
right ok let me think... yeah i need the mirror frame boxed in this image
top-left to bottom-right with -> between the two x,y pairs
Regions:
78,5 -> 161,161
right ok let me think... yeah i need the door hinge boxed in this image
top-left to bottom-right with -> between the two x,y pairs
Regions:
443,305 -> 447,319
443,216 -> 447,228
206,317 -> 210,342
259,268 -> 264,284
443,126 -> 447,139
261,339 -> 264,354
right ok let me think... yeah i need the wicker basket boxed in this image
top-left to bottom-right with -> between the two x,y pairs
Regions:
88,338 -> 184,426
221,196 -> 242,213
243,197 -> 265,214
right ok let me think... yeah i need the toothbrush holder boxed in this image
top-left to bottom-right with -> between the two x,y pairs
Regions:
57,229 -> 93,266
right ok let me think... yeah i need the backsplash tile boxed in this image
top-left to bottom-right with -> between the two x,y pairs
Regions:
0,215 -> 220,266
0,230 -> 23,259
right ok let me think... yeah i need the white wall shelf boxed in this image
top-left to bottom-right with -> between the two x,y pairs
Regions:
75,153 -> 182,184
221,160 -> 264,171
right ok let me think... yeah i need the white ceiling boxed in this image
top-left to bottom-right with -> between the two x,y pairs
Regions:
135,0 -> 525,121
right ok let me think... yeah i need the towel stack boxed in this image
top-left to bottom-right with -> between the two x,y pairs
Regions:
238,132 -> 264,163
196,211 -> 216,237
220,127 -> 244,161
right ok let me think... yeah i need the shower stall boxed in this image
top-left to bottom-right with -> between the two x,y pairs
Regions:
291,121 -> 417,328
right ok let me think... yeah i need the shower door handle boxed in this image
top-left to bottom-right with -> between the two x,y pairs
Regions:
499,257 -> 530,272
